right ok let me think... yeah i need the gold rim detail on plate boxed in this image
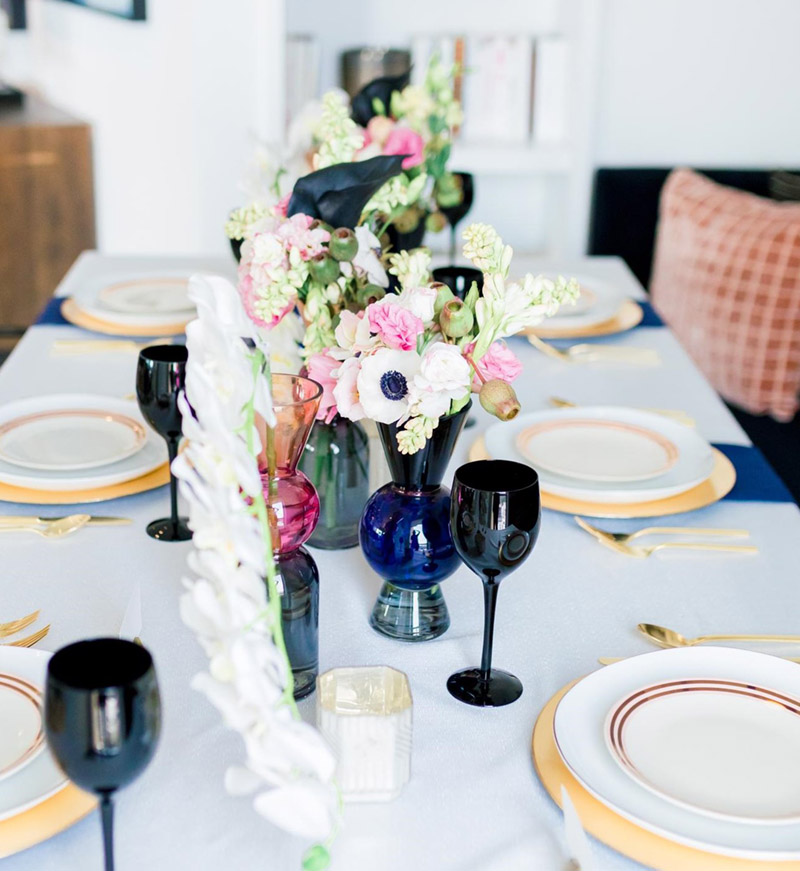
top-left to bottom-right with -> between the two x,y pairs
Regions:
531,679 -> 800,871
0,409 -> 146,471
607,679 -> 800,823
469,437 -> 735,518
528,298 -> 644,339
0,784 -> 95,859
0,462 -> 170,505
515,419 -> 679,483
99,278 -> 194,314
0,676 -> 43,778
60,298 -> 189,337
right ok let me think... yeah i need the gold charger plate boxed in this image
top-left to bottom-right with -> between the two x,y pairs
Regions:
528,298 -> 644,339
61,298 -> 189,338
0,463 -> 170,505
0,783 -> 95,859
469,437 -> 736,518
532,680 -> 800,871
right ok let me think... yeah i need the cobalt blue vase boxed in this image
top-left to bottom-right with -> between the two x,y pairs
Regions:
360,402 -> 471,642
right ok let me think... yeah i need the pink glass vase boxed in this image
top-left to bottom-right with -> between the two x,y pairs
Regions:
257,374 -> 322,699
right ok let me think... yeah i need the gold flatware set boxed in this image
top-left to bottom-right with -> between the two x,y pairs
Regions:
50,338 -> 172,355
527,333 -> 660,366
575,517 -> 758,558
0,610 -> 50,648
0,514 -> 131,538
549,396 -> 695,428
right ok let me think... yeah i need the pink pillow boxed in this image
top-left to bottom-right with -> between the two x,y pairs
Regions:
651,168 -> 800,421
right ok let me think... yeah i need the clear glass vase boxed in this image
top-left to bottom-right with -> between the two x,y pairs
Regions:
359,402 -> 471,642
257,374 -> 322,698
300,414 -> 369,550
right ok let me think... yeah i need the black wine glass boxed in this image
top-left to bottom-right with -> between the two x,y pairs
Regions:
448,460 -> 540,707
439,171 -> 475,263
431,265 -> 484,301
136,345 -> 191,541
45,639 -> 161,871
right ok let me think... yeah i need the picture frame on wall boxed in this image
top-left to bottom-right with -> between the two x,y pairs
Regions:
60,0 -> 146,21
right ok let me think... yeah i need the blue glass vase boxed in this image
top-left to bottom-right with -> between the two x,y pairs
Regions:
360,402 -> 471,642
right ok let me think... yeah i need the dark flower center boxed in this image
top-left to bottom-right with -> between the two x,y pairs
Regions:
380,370 -> 408,401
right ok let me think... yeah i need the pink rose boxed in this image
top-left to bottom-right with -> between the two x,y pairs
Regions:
468,341 -> 523,390
368,299 -> 424,351
277,213 -> 329,260
306,352 -> 339,423
274,192 -> 291,217
332,357 -> 365,421
383,127 -> 425,169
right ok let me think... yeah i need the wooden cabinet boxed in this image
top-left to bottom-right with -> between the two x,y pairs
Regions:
0,93 -> 95,334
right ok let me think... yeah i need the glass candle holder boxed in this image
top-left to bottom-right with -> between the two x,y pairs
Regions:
317,666 -> 412,802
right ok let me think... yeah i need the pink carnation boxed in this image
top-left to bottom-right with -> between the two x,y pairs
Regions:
383,127 -> 425,169
237,271 -> 294,329
277,213 -> 329,260
368,299 -> 424,351
274,192 -> 291,217
306,352 -> 340,423
468,341 -> 523,389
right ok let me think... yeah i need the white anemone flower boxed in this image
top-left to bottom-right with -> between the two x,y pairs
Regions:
357,348 -> 421,424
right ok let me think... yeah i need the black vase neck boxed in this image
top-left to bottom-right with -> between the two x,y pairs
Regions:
377,402 -> 471,491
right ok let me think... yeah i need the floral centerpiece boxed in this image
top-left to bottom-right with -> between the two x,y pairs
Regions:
315,224 -> 579,452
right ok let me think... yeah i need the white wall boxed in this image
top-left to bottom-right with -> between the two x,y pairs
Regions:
25,0 -> 284,255
595,0 -> 800,167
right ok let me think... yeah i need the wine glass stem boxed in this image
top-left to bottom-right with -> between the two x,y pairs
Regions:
480,579 -> 500,682
449,225 -> 457,263
100,792 -> 115,871
167,438 -> 179,531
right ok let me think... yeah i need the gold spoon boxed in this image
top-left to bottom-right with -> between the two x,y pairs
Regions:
638,623 -> 800,649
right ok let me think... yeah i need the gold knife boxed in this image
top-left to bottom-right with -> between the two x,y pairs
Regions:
0,515 -> 132,527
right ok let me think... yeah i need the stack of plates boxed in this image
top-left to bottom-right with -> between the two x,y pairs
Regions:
482,407 -> 735,518
61,275 -> 195,336
527,275 -> 644,339
0,647 -> 94,858
0,395 -> 169,504
536,648 -> 800,867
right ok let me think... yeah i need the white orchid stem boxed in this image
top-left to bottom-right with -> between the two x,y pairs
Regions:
246,350 -> 298,715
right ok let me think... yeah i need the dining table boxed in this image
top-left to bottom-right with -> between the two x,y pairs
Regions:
2,249 -> 798,871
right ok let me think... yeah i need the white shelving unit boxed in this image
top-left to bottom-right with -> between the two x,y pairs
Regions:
282,0 -> 602,259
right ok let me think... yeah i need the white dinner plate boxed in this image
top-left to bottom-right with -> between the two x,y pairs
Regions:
605,679 -> 800,824
485,407 -> 714,504
0,647 -> 67,820
515,418 -> 678,483
0,674 -> 44,782
0,409 -> 146,471
554,648 -> 800,859
98,277 -> 194,315
538,274 -> 627,330
0,395 -> 167,492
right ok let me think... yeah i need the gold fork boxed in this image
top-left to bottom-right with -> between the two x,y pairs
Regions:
51,338 -> 172,355
0,515 -> 91,539
575,517 -> 749,545
4,625 -> 50,648
527,334 -> 660,366
586,537 -> 757,559
550,396 -> 695,428
0,610 -> 40,639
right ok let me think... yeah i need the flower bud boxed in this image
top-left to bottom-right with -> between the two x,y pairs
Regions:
309,252 -> 340,284
309,219 -> 333,234
425,211 -> 448,233
393,207 -> 422,233
439,299 -> 474,338
433,282 -> 455,316
329,227 -> 358,261
479,379 -> 521,421
357,284 -> 386,307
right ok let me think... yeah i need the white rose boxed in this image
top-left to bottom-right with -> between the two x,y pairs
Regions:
414,342 -> 471,403
399,285 -> 438,323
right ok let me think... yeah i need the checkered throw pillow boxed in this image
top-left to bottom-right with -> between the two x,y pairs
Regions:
651,168 -> 800,421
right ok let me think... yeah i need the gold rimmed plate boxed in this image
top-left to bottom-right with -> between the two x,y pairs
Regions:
469,435 -> 735,518
529,298 -> 644,339
98,277 -> 194,315
0,674 -> 44,782
60,298 -> 189,337
606,679 -> 800,824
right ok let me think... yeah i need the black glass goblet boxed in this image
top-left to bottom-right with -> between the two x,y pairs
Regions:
431,265 -> 484,301
439,171 -> 475,262
45,639 -> 162,871
136,345 -> 191,541
448,460 -> 540,707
